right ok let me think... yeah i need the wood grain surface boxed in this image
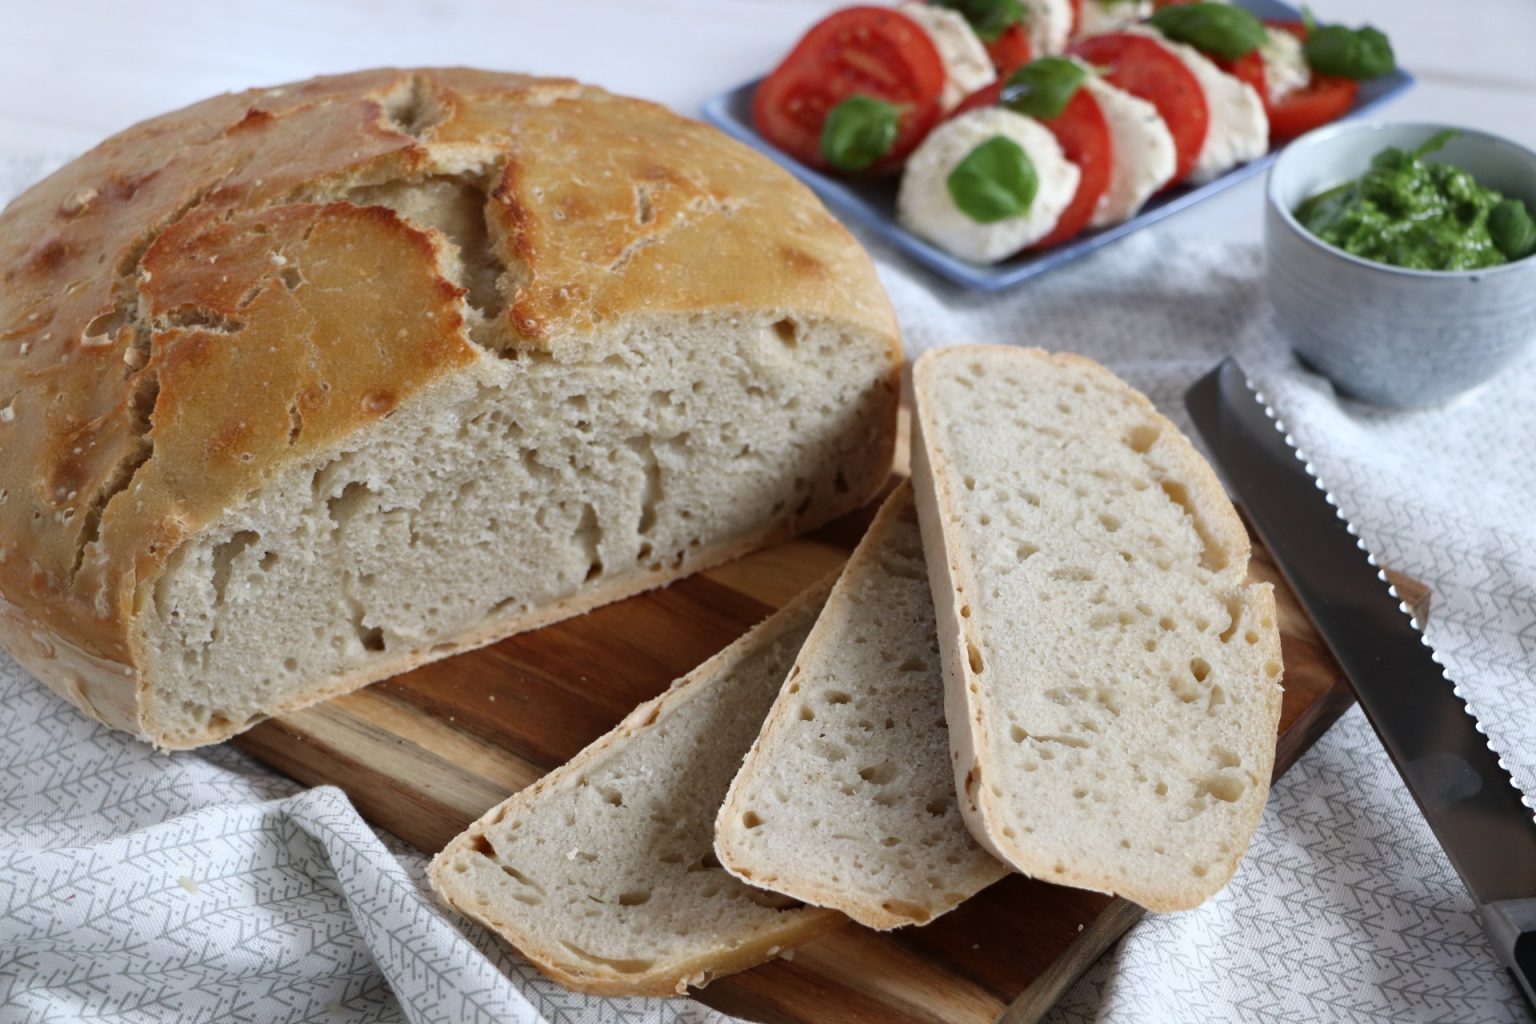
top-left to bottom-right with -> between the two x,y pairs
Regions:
234,490 -> 1427,1024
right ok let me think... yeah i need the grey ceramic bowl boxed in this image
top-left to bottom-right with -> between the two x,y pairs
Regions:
1265,121 -> 1536,407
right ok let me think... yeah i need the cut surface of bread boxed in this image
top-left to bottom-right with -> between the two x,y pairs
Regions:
0,68 -> 900,747
911,346 -> 1283,912
428,578 -> 842,997
716,482 -> 1008,929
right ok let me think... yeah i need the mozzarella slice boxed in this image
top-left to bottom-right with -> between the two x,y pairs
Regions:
899,3 -> 996,112
1074,0 -> 1152,38
897,107 -> 1080,263
1081,76 -> 1176,227
1128,26 -> 1268,184
1022,0 -> 1074,55
1259,27 -> 1310,103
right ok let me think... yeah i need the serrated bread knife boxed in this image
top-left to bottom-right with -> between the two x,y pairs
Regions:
1186,359 -> 1536,1010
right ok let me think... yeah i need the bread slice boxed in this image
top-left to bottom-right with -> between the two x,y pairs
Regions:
716,482 -> 1008,929
0,68 -> 901,749
910,346 -> 1283,912
428,578 -> 842,997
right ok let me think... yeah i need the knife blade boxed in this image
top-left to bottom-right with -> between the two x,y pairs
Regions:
1186,358 -> 1536,1010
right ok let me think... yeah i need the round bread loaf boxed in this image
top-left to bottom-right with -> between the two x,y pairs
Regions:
0,68 -> 901,748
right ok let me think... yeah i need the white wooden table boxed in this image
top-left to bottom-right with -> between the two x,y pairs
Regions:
3,0 -> 1532,247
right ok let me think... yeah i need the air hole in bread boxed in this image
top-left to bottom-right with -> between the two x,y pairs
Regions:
1051,566 -> 1094,583
1009,724 -> 1028,744
1197,772 -> 1246,803
798,705 -> 814,721
898,656 -> 926,672
1154,782 -> 1168,797
967,642 -> 984,674
599,786 -> 624,807
1125,423 -> 1160,454
813,739 -> 847,762
771,319 -> 799,347
1159,478 -> 1229,572
1169,675 -> 1201,703
824,690 -> 851,705
1265,660 -> 1281,678
468,834 -> 495,858
1017,542 -> 1038,561
1190,658 -> 1211,683
1098,513 -> 1121,533
858,763 -> 896,785
500,864 -> 545,896
1207,686 -> 1227,714
559,942 -> 654,974
741,810 -> 764,829
617,889 -> 651,906
210,531 -> 260,604
1218,597 -> 1244,642
960,605 -> 972,619
686,849 -> 721,873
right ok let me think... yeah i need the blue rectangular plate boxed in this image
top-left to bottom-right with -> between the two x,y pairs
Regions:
701,0 -> 1412,290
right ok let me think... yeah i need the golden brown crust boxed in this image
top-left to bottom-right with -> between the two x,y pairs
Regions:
0,68 -> 898,741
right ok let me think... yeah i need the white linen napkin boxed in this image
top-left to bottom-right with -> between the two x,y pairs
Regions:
2,155 -> 1530,1023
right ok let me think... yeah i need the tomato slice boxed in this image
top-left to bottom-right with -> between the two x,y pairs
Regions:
1030,88 -> 1112,248
951,79 -> 1112,248
753,7 -> 945,174
1216,50 -> 1267,99
1267,75 -> 1359,141
1069,33 -> 1209,184
985,23 -> 1033,77
1260,21 -> 1361,140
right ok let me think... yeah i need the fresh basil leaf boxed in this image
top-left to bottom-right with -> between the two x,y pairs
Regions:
820,95 -> 902,172
1147,2 -> 1267,59
1490,198 -> 1536,261
1303,23 -> 1395,79
999,57 -> 1088,121
930,0 -> 1025,43
947,136 -> 1038,223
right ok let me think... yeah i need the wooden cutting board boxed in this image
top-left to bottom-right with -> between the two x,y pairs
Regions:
233,482 -> 1427,1024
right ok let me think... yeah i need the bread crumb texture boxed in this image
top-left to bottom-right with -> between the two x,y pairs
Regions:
716,482 -> 1007,929
0,69 -> 899,747
913,346 -> 1283,912
429,580 -> 841,997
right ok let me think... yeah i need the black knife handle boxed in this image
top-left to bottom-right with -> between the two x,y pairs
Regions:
1482,898 -> 1536,1012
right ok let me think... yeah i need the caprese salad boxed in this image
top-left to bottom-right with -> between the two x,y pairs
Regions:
752,0 -> 1396,264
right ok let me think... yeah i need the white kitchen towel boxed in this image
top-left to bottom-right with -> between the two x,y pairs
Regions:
2,153 -> 1532,1024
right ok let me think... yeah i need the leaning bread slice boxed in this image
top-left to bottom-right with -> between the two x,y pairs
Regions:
429,578 -> 840,997
716,482 -> 1008,929
911,346 -> 1284,912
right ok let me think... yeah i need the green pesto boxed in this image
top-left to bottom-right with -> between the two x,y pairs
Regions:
1295,132 -> 1535,271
